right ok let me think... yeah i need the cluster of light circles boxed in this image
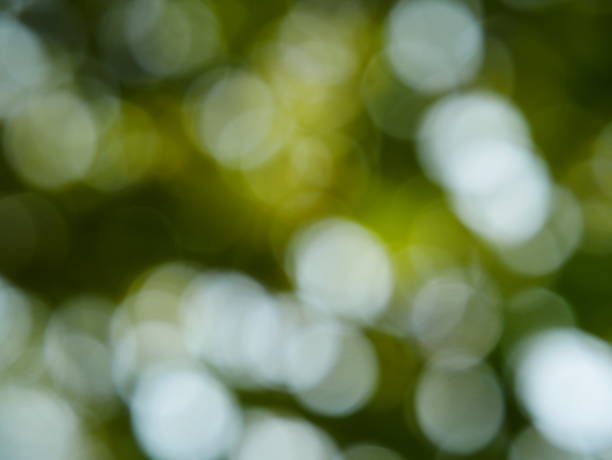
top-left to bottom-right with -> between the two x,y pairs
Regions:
180,269 -> 379,416
384,0 -> 582,275
405,265 -> 505,455
416,90 -> 582,274
0,384 -> 83,460
102,250 -> 385,458
5,90 -> 99,189
0,234 -> 598,460
180,1 -> 369,216
0,1 -> 603,459
0,277 -> 112,459
417,91 -> 552,246
0,11 -> 191,193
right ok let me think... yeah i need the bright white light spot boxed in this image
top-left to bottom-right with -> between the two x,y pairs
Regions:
198,70 -> 288,170
0,385 -> 81,460
419,92 -> 532,174
418,91 -> 552,246
514,328 -> 612,453
416,362 -> 504,454
450,153 -> 550,245
386,0 -> 483,93
5,90 -> 98,189
239,295 -> 287,385
236,412 -> 337,460
291,218 -> 394,322
444,140 -> 537,196
0,15 -> 49,117
510,427 -> 589,460
286,321 -> 377,416
131,364 -> 241,460
181,272 -> 280,385
411,279 -> 471,344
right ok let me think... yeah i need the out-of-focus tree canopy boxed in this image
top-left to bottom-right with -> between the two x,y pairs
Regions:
2,0 -> 612,459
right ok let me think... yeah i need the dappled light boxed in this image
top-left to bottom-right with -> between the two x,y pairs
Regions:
0,0 -> 610,459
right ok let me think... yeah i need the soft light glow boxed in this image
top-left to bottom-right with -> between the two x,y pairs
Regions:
124,0 -> 221,77
415,361 -> 504,454
5,90 -> 98,189
244,135 -> 334,210
286,321 -> 378,416
386,0 -> 483,93
0,278 -> 31,370
128,262 -> 198,325
514,328 -> 612,453
418,92 -> 532,174
496,187 -> 583,275
235,411 -> 338,460
197,69 -> 289,170
130,364 -> 241,460
181,272 -> 277,383
291,218 -> 394,322
274,4 -> 359,87
239,293 -> 287,386
181,272 -> 252,369
411,278 -> 471,344
450,154 -> 550,245
0,385 -> 81,460
112,321 -> 189,398
418,91 -> 552,246
255,1 -> 364,131
0,15 -> 49,117
44,297 -> 114,408
410,271 -> 501,361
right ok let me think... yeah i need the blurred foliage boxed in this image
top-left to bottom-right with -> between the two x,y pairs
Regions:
3,0 -> 612,459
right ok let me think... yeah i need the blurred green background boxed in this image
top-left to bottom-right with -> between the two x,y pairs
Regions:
2,0 -> 612,459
